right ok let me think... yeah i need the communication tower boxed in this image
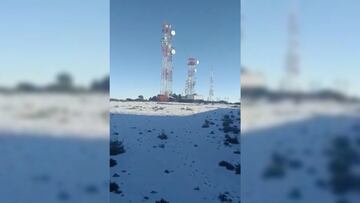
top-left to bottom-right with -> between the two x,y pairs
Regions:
159,21 -> 176,101
208,69 -> 214,101
184,57 -> 199,97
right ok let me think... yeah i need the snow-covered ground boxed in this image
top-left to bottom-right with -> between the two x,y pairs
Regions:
242,99 -> 360,203
110,101 -> 241,203
0,93 -> 109,203
110,101 -> 234,116
0,93 -> 108,136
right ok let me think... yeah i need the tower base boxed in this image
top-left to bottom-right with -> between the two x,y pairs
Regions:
158,94 -> 169,102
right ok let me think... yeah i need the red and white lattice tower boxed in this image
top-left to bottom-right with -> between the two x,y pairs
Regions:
159,21 -> 176,101
185,57 -> 199,96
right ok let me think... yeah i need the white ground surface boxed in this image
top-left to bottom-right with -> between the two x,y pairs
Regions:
241,99 -> 360,203
0,93 -> 108,136
0,93 -> 109,203
110,101 -> 241,203
110,101 -> 233,116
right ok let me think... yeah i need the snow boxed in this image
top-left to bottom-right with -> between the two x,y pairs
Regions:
0,93 -> 109,203
110,101 -> 233,116
242,100 -> 360,133
110,101 -> 240,203
0,93 -> 108,137
241,99 -> 360,203
4,93 -> 357,203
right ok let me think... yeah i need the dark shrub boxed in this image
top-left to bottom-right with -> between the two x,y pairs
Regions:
110,158 -> 117,167
218,192 -> 232,202
327,136 -> 360,194
202,119 -> 210,128
288,188 -> 302,200
110,140 -> 125,156
224,134 -> 239,145
235,164 -> 240,175
158,132 -> 168,140
263,152 -> 287,179
288,159 -> 303,169
219,161 -> 235,171
110,182 -> 121,194
155,198 -> 169,203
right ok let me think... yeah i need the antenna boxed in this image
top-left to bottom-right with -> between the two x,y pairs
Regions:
281,0 -> 300,92
159,20 -> 176,101
208,68 -> 214,101
184,57 -> 199,97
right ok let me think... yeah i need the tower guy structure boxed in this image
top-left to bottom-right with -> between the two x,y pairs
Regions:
184,57 -> 199,98
208,69 -> 214,101
282,0 -> 300,91
159,21 -> 176,102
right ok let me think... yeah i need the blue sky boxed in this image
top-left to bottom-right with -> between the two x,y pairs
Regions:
111,0 -> 241,101
243,0 -> 360,97
3,0 -> 355,98
0,0 -> 109,87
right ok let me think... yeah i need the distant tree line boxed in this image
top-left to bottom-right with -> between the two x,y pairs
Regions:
111,93 -> 235,104
242,86 -> 359,103
0,72 -> 109,93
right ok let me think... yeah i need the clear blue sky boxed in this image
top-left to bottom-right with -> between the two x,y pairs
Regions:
0,0 -> 109,87
111,0 -> 241,101
243,0 -> 360,97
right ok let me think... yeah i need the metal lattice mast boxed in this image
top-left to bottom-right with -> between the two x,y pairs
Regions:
208,69 -> 214,101
284,0 -> 300,90
160,21 -> 176,100
286,1 -> 299,76
185,58 -> 199,96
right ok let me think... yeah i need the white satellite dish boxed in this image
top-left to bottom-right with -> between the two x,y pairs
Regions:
171,30 -> 176,36
171,49 -> 176,55
196,60 -> 199,65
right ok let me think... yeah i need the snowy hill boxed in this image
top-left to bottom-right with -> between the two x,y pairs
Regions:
242,100 -> 360,203
110,101 -> 240,203
0,94 -> 109,203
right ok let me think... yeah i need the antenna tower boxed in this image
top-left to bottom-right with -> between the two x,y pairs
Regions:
160,21 -> 176,101
185,57 -> 199,96
208,69 -> 214,101
282,0 -> 300,91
